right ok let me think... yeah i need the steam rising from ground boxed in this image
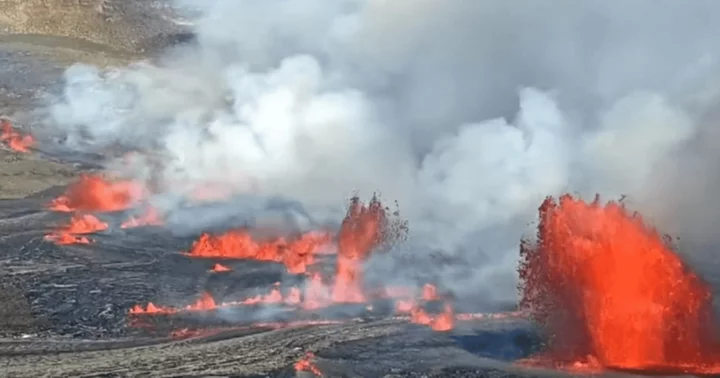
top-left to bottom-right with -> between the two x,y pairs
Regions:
43,0 -> 720,307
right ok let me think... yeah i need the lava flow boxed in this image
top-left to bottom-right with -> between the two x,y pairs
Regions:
44,214 -> 109,245
242,283 -> 302,306
295,352 -> 323,376
395,284 -> 455,331
130,292 -> 217,315
519,194 -> 720,374
129,196 -> 460,333
0,120 -> 34,153
186,229 -> 332,274
48,174 -> 147,212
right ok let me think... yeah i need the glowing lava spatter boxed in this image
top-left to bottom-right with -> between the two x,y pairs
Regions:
241,284 -> 302,306
44,214 -> 109,245
187,230 -> 331,274
519,194 -> 720,374
393,284 -> 454,331
130,292 -> 216,315
332,196 -> 387,303
0,120 -> 34,153
48,174 -> 147,212
295,352 -> 323,376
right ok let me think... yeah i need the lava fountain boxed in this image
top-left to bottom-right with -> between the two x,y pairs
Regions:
519,194 -> 720,374
48,174 -> 147,212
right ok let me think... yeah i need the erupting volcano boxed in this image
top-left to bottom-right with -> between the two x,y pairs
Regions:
519,194 -> 720,374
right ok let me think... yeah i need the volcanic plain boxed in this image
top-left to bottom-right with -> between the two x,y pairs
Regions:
0,2 -> 710,378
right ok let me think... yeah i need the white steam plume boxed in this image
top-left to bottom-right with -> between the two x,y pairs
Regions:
43,0 -> 720,307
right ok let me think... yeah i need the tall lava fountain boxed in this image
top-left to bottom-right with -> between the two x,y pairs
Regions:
519,195 -> 720,374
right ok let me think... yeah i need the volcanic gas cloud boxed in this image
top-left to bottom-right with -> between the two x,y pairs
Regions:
519,194 -> 720,374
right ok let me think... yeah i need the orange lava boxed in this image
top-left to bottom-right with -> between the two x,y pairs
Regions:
48,174 -> 147,213
210,263 -> 232,273
186,230 -> 331,274
63,214 -> 109,234
186,292 -> 217,311
120,206 -> 163,229
407,303 -> 455,331
332,196 -> 387,303
128,196 -> 461,333
294,351 -> 323,376
519,194 -> 720,374
392,284 -> 454,331
129,292 -> 216,315
303,273 -> 331,310
241,284 -> 302,306
129,301 -> 175,315
0,120 -> 34,153
44,233 -> 91,245
422,284 -> 439,300
44,214 -> 108,245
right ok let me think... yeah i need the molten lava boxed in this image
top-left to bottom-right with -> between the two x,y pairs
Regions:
129,196 -> 466,333
44,233 -> 91,245
241,284 -> 302,306
186,230 -> 331,274
44,214 -> 108,245
130,292 -> 217,315
393,284 -> 454,331
332,196 -> 387,303
295,352 -> 323,376
303,273 -> 331,310
519,194 -> 720,374
48,174 -> 147,212
409,303 -> 455,332
0,120 -> 34,153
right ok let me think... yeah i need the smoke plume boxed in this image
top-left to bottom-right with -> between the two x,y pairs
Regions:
41,0 -> 720,308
